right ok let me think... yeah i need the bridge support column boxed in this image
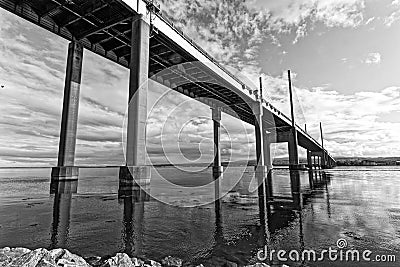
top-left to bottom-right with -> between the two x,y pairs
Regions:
321,152 -> 326,169
212,107 -> 223,208
119,15 -> 151,195
262,129 -> 273,198
318,156 -> 321,169
288,128 -> 301,170
307,150 -> 313,170
253,102 -> 267,224
51,42 -> 83,181
290,170 -> 302,210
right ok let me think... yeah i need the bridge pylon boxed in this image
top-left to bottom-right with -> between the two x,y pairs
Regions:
119,14 -> 151,196
51,41 -> 83,182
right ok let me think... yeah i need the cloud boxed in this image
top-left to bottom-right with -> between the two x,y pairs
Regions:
0,1 -> 399,166
363,52 -> 382,65
384,10 -> 400,27
365,17 -> 375,25
159,0 -> 366,69
0,9 -> 129,167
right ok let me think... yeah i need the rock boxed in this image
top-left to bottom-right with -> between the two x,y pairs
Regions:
0,248 -> 11,267
131,257 -> 144,267
1,247 -> 31,258
143,259 -> 161,267
343,231 -> 362,240
36,256 -> 57,267
244,263 -> 270,267
49,248 -> 90,267
8,248 -> 53,267
85,256 -> 103,267
101,253 -> 133,267
161,256 -> 182,267
224,261 -> 238,267
48,248 -> 64,260
195,265 -> 204,267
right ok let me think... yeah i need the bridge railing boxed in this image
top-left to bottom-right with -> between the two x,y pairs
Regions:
155,12 -> 254,93
154,10 -> 335,161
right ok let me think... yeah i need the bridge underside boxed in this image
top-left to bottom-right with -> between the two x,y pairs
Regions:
0,0 -> 295,127
1,0 -> 336,229
0,0 -> 335,170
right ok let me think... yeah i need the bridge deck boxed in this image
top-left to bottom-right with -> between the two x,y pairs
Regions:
0,0 -> 334,157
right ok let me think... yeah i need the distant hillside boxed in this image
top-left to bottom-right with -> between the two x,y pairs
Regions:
153,157 -> 400,167
335,157 -> 400,166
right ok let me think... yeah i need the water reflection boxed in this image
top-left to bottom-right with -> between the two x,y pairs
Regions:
45,169 -> 334,265
50,180 -> 77,249
121,185 -> 150,257
203,170 -> 334,265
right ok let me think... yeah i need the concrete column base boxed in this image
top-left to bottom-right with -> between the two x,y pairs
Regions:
50,180 -> 78,194
289,164 -> 307,170
254,165 -> 267,175
51,166 -> 79,181
119,166 -> 151,197
255,165 -> 268,197
212,166 -> 223,179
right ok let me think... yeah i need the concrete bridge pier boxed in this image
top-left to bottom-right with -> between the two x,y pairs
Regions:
50,180 -> 77,249
253,102 -> 268,224
308,170 -> 314,190
311,152 -> 324,169
119,15 -> 151,195
288,128 -> 302,170
321,152 -> 326,169
312,155 -> 316,169
290,170 -> 303,210
51,41 -> 84,182
328,157 -> 332,168
307,150 -> 313,170
212,107 -> 223,210
262,129 -> 273,198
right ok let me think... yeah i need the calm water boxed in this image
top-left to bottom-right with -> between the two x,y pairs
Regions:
0,166 -> 399,266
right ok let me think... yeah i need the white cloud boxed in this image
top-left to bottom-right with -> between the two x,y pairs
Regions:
159,0 -> 366,66
245,0 -> 365,42
363,52 -> 382,65
365,17 -> 375,25
384,10 -> 400,27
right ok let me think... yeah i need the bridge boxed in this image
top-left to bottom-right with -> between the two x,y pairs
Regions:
0,0 -> 336,219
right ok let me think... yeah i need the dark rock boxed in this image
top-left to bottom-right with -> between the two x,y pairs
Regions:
343,231 -> 362,240
224,261 -> 238,267
161,256 -> 182,267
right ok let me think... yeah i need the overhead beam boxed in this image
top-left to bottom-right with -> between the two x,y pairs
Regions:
60,2 -> 109,28
95,28 -> 131,45
38,3 -> 62,18
77,17 -> 131,40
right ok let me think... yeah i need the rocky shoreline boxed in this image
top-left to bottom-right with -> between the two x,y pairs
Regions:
0,247 -> 272,267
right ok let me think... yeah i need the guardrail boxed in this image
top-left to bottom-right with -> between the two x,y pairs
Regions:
155,12 -> 251,92
153,9 -> 335,161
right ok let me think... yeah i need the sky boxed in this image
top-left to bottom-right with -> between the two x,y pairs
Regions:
0,0 -> 400,167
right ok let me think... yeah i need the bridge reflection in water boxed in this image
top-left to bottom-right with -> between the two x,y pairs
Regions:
48,169 -> 332,265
